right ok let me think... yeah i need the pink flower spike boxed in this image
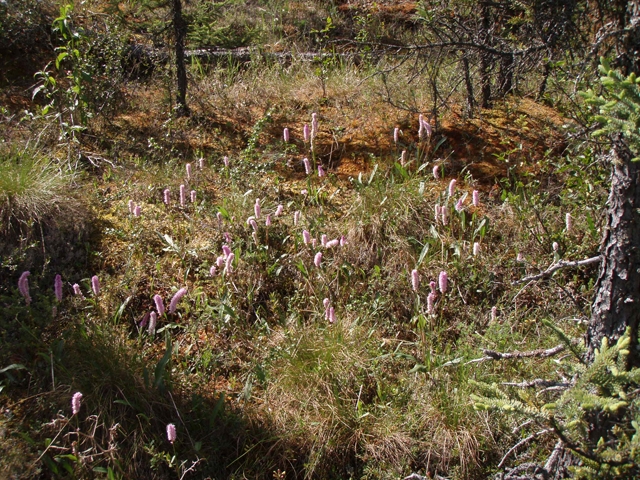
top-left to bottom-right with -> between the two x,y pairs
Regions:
18,271 -> 31,305
340,235 -> 347,247
328,307 -> 336,324
473,242 -> 480,256
91,275 -> 100,296
400,150 -> 406,165
301,189 -> 308,196
302,230 -> 311,245
283,127 -> 290,143
198,157 -> 204,169
164,189 -> 170,205
472,190 -> 479,207
314,252 -> 323,267
433,165 -> 440,180
265,214 -> 272,227
294,211 -> 300,226
441,208 -> 448,225
225,253 -> 234,275
249,218 -> 258,231
128,199 -> 135,213
216,256 -> 225,268
438,271 -> 448,294
210,265 -> 217,276
448,179 -> 457,197
311,238 -> 317,248
323,298 -> 330,309
224,232 -> 231,243
302,157 -> 311,175
455,197 -> 464,212
491,306 -> 498,322
303,124 -> 310,143
427,292 -> 435,314
54,274 -> 63,302
223,156 -> 229,168
275,205 -> 283,216
418,114 -> 425,139
435,204 -> 441,220
190,190 -> 196,203
318,165 -> 325,177
565,213 -> 572,232
552,242 -> 559,252
154,294 -> 165,316
179,184 -> 186,207
169,288 -> 187,314
186,163 -> 192,180
134,205 -> 141,217
429,281 -> 436,293
311,113 -> 318,138
166,423 -> 177,444
149,311 -> 157,335
73,284 -> 83,296
411,269 -> 419,292
71,392 -> 83,415
321,234 -> 328,247
254,199 -> 261,219
139,312 -> 149,328
325,239 -> 339,249
422,119 -> 432,137
393,127 -> 399,143
222,245 -> 232,257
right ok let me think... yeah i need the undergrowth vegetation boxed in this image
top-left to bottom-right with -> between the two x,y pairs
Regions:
0,0 -> 631,479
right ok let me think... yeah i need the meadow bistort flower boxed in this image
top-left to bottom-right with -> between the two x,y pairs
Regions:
186,163 -> 192,180
427,292 -> 436,314
411,269 -> 419,292
303,230 -> 311,245
265,214 -> 272,227
438,271 -> 448,294
303,124 -> 310,142
166,423 -> 177,444
222,244 -> 232,257
473,242 -> 480,256
275,204 -> 284,216
225,253 -> 234,274
321,234 -> 328,247
149,311 -> 157,335
190,190 -> 196,203
394,127 -> 399,143
314,252 -> 323,267
73,283 -> 83,296
283,127 -> 290,143
164,189 -> 170,205
168,288 -> 187,314
134,205 -> 141,217
491,306 -> 498,321
54,274 -> 63,302
154,294 -> 165,316
325,239 -> 339,249
448,179 -> 457,197
18,271 -> 31,305
318,165 -> 325,177
71,392 -> 83,415
210,265 -> 217,276
294,211 -> 300,226
198,157 -> 204,169
302,157 -> 311,175
128,199 -> 135,213
472,190 -> 479,207
254,198 -> 261,219
179,185 -> 186,207
328,307 -> 336,324
454,197 -> 464,212
565,213 -> 572,232
91,275 -> 100,296
433,165 -> 440,180
223,156 -> 229,167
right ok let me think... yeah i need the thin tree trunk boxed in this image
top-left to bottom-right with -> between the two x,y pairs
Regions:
479,2 -> 492,108
586,134 -> 640,367
499,53 -> 514,97
173,0 -> 189,117
462,55 -> 474,117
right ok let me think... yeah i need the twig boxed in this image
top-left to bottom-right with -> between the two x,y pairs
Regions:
512,256 -> 601,285
498,429 -> 551,468
502,379 -> 571,389
466,344 -> 565,365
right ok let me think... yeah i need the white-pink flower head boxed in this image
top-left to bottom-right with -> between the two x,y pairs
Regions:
472,190 -> 479,207
210,265 -> 217,276
54,274 -> 63,302
73,283 -> 82,296
393,127 -> 399,143
128,199 -> 135,213
254,199 -> 261,219
318,165 -> 325,177
325,239 -> 339,249
18,271 -> 31,305
411,269 -> 419,292
302,230 -> 311,245
565,213 -> 572,232
314,252 -> 323,267
294,211 -> 300,226
340,235 -> 347,247
134,205 -> 141,217
438,271 -> 448,294
328,307 -> 336,324
283,127 -> 290,143
91,275 -> 100,296
190,190 -> 196,203
163,189 -> 170,205
71,392 -> 83,415
149,311 -> 157,335
491,306 -> 498,321
427,292 -> 436,314
433,165 -> 440,180
186,163 -> 192,180
455,197 -> 464,212
302,157 -> 311,175
168,288 -> 187,314
448,179 -> 457,197
216,255 -> 225,268
321,234 -> 328,247
225,253 -> 234,274
400,150 -> 406,165
222,244 -> 232,257
223,156 -> 229,168
249,218 -> 258,231
198,157 -> 204,169
275,204 -> 284,216
473,242 -> 480,256
179,184 -> 186,207
303,124 -> 310,142
265,214 -> 272,227
166,423 -> 177,444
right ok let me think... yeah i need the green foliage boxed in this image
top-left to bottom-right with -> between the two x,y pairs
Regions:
581,58 -> 640,161
472,327 -> 640,478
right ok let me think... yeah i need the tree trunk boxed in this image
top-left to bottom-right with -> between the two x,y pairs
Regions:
172,0 -> 189,117
586,134 -> 640,366
479,2 -> 492,108
462,54 -> 474,117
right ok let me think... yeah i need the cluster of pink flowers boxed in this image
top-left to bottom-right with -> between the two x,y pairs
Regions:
323,298 -> 336,323
418,114 -> 432,140
71,392 -> 83,415
18,271 -> 31,305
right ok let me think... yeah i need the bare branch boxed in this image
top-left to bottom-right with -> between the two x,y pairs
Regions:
501,379 -> 571,389
466,344 -> 565,365
512,256 -> 601,285
498,429 -> 552,468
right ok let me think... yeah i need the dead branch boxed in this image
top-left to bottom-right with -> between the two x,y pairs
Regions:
498,429 -> 552,468
512,255 -> 601,285
466,344 -> 565,365
502,379 -> 571,389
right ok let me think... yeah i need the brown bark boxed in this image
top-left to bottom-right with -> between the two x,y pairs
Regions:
479,2 -> 492,108
173,0 -> 189,117
586,134 -> 640,366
